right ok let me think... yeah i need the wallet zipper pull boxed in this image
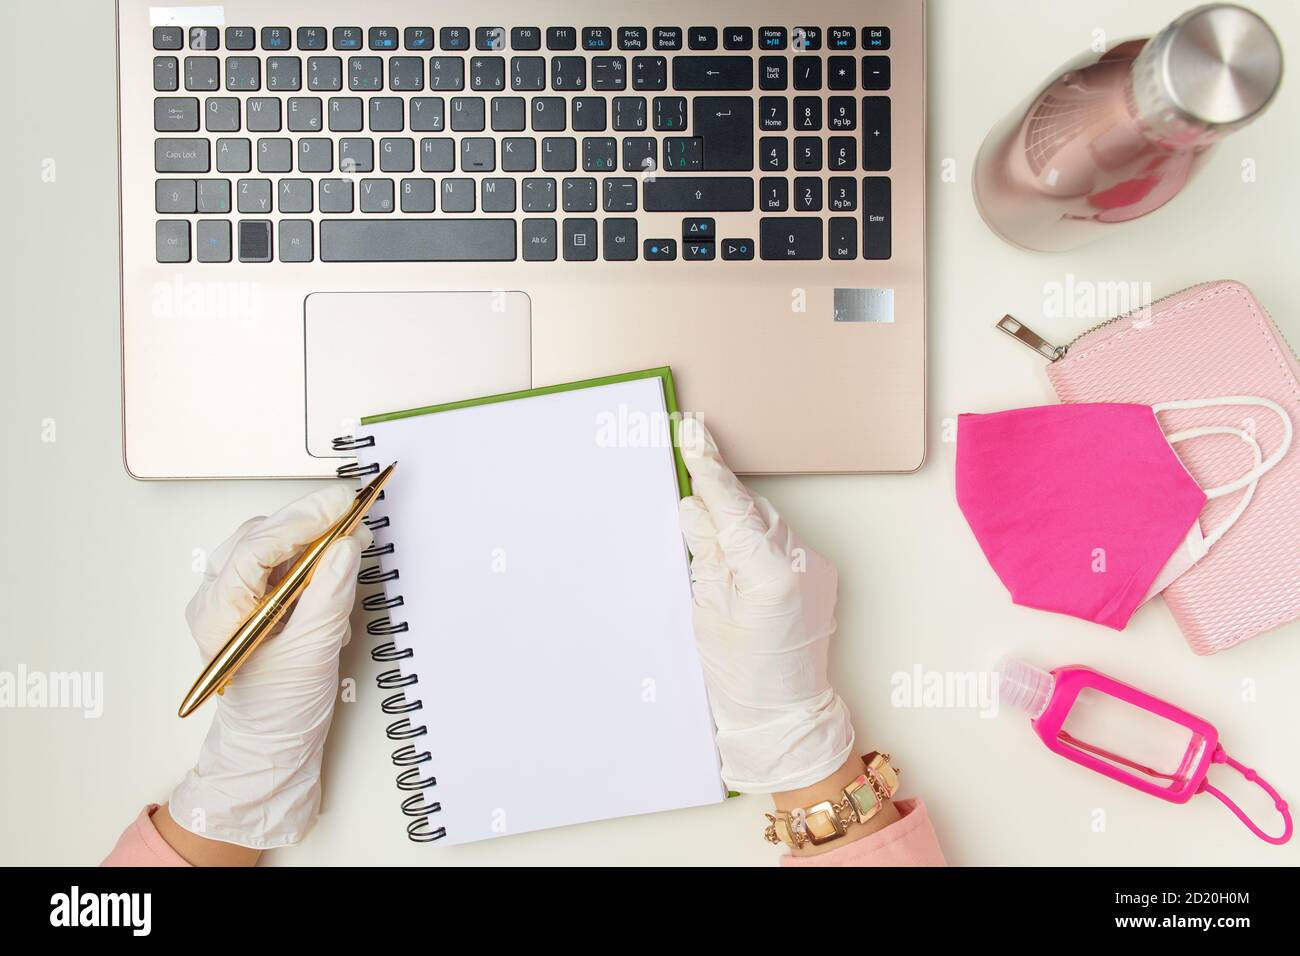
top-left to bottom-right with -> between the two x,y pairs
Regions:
996,315 -> 1065,361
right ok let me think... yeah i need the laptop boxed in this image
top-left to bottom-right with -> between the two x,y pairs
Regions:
119,0 -> 926,478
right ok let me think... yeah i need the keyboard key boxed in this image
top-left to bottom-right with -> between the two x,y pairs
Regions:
622,136 -> 655,171
238,220 -> 273,262
154,56 -> 179,91
863,27 -> 891,51
185,56 -> 219,91
360,178 -> 395,213
653,27 -> 683,51
583,27 -> 613,51
333,27 -> 363,51
247,97 -> 282,132
522,218 -> 557,260
390,57 -> 425,91
328,97 -> 363,131
369,97 -> 405,131
863,97 -> 891,170
793,56 -> 822,91
862,177 -> 891,259
261,27 -> 291,51
759,177 -> 788,211
155,137 -> 210,171
643,177 -> 754,212
603,218 -> 638,260
511,27 -> 542,51
197,219 -> 231,261
759,96 -> 787,130
288,97 -> 323,132
225,27 -> 255,51
828,177 -> 857,211
362,26 -> 394,51
562,177 -> 596,212
759,27 -> 787,50
758,57 -> 787,91
684,240 -> 714,261
267,57 -> 301,91
793,96 -> 822,130
197,178 -> 231,212
547,27 -> 577,50
613,96 -> 647,131
829,136 -> 856,171
794,177 -> 823,211
862,56 -> 891,91
475,27 -> 506,51
420,138 -> 454,172
404,27 -> 435,51
189,27 -> 219,51
410,97 -> 445,131
619,27 -> 648,51
512,56 -> 546,90
154,97 -> 199,132
828,96 -> 856,130
644,238 -> 677,260
829,217 -> 857,259
694,96 -> 754,170
155,178 -> 196,213
572,97 -> 607,131
792,27 -> 821,51
226,57 -> 260,91
320,220 -> 516,261
721,237 -> 754,260
441,177 -> 476,212
461,137 -> 495,171
663,136 -> 702,171
339,138 -> 374,172
482,177 -> 516,212
440,28 -> 471,51
829,27 -> 856,50
380,137 -> 415,172
531,96 -> 566,131
308,57 -> 342,91
653,96 -> 686,131
400,178 -> 436,212
450,96 -> 485,131
688,27 -> 718,50
828,56 -> 855,89
256,138 -> 292,173
672,56 -> 753,91
591,56 -> 627,90
297,27 -> 328,51
279,220 -> 314,261
541,136 -> 577,171
522,177 -> 557,212
632,56 -> 667,91
683,217 -> 715,240
215,138 -> 250,172
602,177 -> 637,210
205,96 -> 240,132
471,56 -> 506,91
760,217 -> 822,259
551,56 -> 586,91
156,220 -> 189,261
563,218 -> 597,260
723,27 -> 753,50
349,57 -> 383,91
153,26 -> 183,50
429,57 -> 465,90
297,137 -> 333,172
793,137 -> 820,170
237,177 -> 272,213
318,178 -> 354,212
492,97 -> 527,131
501,137 -> 536,171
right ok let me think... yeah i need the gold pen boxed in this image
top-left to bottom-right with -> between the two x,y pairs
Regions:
178,462 -> 397,718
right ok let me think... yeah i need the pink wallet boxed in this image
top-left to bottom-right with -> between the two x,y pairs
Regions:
1040,280 -> 1300,654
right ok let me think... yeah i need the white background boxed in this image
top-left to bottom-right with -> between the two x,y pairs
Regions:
2,0 -> 1298,865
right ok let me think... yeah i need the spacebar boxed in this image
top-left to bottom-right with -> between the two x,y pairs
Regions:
643,177 -> 754,212
319,219 -> 517,262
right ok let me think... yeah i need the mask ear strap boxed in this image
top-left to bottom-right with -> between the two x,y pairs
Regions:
1196,745 -> 1293,845
1153,396 -> 1293,498
1162,426 -> 1260,550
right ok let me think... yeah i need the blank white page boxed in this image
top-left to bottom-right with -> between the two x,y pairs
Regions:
356,376 -> 724,845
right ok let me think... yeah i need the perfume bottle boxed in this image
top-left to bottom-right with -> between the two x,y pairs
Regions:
999,657 -> 1291,844
974,4 -> 1282,252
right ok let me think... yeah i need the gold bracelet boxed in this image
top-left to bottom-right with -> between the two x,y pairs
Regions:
763,752 -> 900,848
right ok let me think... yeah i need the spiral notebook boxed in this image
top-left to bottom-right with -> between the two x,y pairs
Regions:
337,368 -> 726,845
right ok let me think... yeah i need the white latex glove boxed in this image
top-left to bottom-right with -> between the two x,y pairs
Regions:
678,421 -> 854,793
168,485 -> 370,849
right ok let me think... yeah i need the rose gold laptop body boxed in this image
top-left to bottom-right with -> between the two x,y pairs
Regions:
118,0 -> 925,477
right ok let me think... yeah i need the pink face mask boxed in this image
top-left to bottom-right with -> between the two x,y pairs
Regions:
956,398 -> 1292,630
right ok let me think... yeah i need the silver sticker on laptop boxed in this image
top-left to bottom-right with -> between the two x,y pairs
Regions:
834,288 -> 894,323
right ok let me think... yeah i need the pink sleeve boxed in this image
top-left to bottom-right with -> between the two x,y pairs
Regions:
779,799 -> 946,867
101,805 -> 192,867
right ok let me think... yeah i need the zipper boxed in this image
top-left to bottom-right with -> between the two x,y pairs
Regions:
996,282 -> 1219,363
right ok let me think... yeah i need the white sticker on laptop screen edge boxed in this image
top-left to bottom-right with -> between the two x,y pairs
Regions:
150,6 -> 226,27
834,288 -> 894,323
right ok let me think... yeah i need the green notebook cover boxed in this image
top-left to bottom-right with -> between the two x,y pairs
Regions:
360,367 -> 693,498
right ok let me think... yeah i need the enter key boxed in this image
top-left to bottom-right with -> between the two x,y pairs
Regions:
692,96 -> 754,171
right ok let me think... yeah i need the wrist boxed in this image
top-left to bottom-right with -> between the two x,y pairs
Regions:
769,752 -> 901,857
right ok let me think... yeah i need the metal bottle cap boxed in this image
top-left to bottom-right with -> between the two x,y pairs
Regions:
1132,3 -> 1282,141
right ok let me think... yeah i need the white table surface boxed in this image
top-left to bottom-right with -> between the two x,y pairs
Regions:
3,0 -> 1298,866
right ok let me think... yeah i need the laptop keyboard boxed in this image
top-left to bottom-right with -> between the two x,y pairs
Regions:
151,23 -> 894,264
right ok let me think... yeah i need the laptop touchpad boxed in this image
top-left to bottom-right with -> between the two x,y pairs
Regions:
304,291 -> 532,457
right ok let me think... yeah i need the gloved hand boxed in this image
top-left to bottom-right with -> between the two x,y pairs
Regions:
678,420 -> 855,793
168,485 -> 370,849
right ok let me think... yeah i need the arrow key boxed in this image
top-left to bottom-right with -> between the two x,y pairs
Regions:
721,237 -> 754,260
682,217 -> 715,240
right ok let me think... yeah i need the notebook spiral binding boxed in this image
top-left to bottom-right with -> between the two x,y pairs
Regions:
335,434 -> 446,843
